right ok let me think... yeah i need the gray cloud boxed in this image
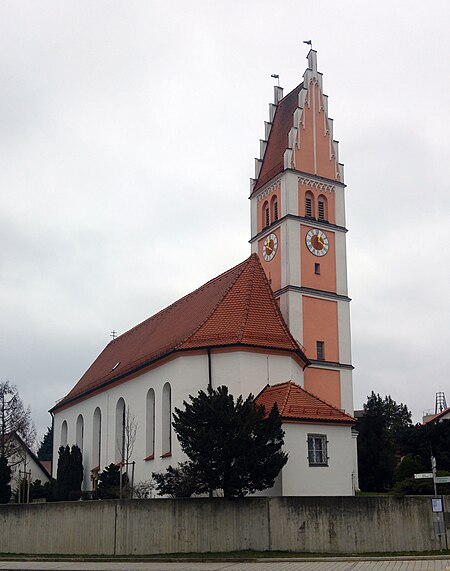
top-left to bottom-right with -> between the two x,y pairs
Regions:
1,0 -> 449,440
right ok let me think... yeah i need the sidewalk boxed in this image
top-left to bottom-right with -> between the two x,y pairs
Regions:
0,558 -> 449,571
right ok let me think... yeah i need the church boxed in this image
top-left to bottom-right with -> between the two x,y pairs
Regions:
51,50 -> 358,496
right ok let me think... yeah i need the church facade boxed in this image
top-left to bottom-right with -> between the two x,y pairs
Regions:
51,51 -> 357,496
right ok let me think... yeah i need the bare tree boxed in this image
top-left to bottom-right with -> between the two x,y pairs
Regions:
123,407 -> 138,466
116,405 -> 138,498
0,381 -> 36,467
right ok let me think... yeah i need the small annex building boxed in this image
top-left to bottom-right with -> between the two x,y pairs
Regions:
5,432 -> 51,491
51,50 -> 358,496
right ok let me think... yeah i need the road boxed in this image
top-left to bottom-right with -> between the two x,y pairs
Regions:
0,558 -> 449,571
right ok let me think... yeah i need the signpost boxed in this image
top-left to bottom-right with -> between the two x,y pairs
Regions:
414,456 -> 448,550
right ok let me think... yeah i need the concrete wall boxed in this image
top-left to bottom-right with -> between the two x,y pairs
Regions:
0,496 -> 448,555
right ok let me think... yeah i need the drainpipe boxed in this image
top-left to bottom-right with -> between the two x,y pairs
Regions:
207,349 -> 212,391
50,410 -> 55,478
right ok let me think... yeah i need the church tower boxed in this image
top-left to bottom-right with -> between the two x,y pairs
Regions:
250,51 -> 353,414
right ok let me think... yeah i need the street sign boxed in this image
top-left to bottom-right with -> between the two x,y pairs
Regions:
434,476 -> 450,484
432,497 -> 443,513
414,472 -> 433,479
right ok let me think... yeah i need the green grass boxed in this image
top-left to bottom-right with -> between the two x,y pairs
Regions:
1,549 -> 450,560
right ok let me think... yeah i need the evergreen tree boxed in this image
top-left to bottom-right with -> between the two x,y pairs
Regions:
393,454 -> 425,483
154,386 -> 288,498
97,463 -> 128,499
153,462 -> 202,498
357,392 -> 412,492
55,445 -> 83,501
397,418 -> 450,472
69,445 -> 83,499
0,455 -> 12,504
37,426 -> 53,461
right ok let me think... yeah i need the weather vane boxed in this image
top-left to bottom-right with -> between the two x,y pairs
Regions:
271,73 -> 280,86
303,40 -> 313,48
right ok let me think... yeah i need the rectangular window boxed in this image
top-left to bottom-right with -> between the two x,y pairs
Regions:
265,207 -> 270,227
314,263 -> 320,275
307,434 -> 328,466
316,340 -> 325,360
318,201 -> 325,221
274,201 -> 278,221
305,197 -> 313,217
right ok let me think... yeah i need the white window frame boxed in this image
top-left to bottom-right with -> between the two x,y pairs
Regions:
307,433 -> 328,466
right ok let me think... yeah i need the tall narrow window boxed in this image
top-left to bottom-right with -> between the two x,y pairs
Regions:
115,398 -> 126,463
314,263 -> 321,275
146,389 -> 155,459
265,206 -> 270,227
305,192 -> 314,218
76,414 -> 84,453
307,434 -> 328,466
318,195 -> 327,221
316,341 -> 325,360
92,408 -> 102,469
60,420 -> 68,447
162,382 -> 171,456
271,196 -> 279,222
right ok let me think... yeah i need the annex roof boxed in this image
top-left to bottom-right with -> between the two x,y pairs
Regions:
53,255 -> 309,411
252,83 -> 303,193
255,381 -> 354,424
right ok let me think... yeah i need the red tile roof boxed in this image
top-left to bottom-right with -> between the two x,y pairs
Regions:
53,255 -> 308,411
255,381 -> 354,424
252,83 -> 303,194
424,406 -> 450,424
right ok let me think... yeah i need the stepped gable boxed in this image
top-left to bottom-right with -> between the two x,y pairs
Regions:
255,381 -> 354,424
53,255 -> 308,411
253,82 -> 303,193
252,51 -> 344,195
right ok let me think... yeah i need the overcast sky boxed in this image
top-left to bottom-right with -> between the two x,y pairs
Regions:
1,1 -> 449,442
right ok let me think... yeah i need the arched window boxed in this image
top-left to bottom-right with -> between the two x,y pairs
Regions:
305,191 -> 314,218
60,420 -> 68,447
92,408 -> 101,469
262,201 -> 269,228
146,389 -> 155,459
271,196 -> 279,222
162,383 -> 171,456
76,414 -> 84,453
318,195 -> 327,221
115,398 -> 126,464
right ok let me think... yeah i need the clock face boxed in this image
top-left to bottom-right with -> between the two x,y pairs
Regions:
306,229 -> 329,257
262,233 -> 278,262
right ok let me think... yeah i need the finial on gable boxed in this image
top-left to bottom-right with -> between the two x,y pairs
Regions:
307,49 -> 318,77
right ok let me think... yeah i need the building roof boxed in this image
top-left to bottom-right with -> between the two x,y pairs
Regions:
423,406 -> 450,424
255,381 -> 354,424
252,83 -> 303,194
3,432 -> 52,480
53,254 -> 309,411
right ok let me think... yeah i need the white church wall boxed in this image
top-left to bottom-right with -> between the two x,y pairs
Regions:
53,349 -> 305,490
53,353 -> 210,488
282,423 -> 354,496
211,351 -> 304,398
